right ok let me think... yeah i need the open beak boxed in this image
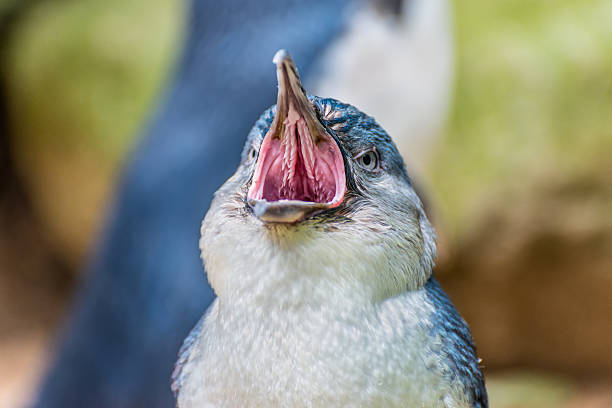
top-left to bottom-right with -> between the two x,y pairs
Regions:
247,50 -> 346,223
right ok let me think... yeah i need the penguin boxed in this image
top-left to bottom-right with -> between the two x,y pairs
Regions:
172,50 -> 486,408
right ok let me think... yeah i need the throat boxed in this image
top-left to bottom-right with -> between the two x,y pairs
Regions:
216,245 -> 381,315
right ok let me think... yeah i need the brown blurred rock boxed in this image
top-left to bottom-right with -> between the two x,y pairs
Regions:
0,188 -> 72,339
0,123 -> 72,341
566,386 -> 612,408
437,169 -> 612,377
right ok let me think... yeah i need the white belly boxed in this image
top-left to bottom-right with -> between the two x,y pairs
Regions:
176,289 -> 468,408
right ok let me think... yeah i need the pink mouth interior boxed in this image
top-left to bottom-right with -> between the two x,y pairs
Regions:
248,107 -> 346,206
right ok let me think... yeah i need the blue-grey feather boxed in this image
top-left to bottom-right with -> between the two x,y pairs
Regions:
425,277 -> 488,408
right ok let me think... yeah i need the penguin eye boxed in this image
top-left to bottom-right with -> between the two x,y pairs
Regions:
355,148 -> 380,171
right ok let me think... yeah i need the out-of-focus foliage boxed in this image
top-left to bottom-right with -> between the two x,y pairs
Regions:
4,0 -> 183,264
487,372 -> 575,408
432,0 -> 612,235
0,0 -> 19,18
430,0 -> 612,389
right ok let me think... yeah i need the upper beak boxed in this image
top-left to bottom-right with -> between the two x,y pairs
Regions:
269,49 -> 327,144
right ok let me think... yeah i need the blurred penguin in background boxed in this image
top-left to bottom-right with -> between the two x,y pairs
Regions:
31,0 -> 452,407
314,0 -> 453,175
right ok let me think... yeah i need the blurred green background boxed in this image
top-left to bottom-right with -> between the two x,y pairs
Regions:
0,0 -> 611,406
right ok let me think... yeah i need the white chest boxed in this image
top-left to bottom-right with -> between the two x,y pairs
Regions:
177,290 -> 466,408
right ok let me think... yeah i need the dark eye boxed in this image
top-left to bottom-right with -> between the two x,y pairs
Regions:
355,149 -> 380,171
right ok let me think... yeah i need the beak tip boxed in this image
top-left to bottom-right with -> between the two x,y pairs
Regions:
272,49 -> 290,66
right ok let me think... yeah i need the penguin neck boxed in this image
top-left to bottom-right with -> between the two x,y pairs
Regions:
201,224 -> 419,315
215,238 -> 383,315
